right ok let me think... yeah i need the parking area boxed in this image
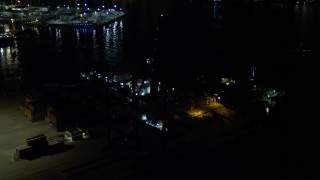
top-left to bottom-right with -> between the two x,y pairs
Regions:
0,91 -> 135,179
0,92 -> 62,157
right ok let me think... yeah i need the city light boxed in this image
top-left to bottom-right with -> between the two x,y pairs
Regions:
10,18 -> 15,32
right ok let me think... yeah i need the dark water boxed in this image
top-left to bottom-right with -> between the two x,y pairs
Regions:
1,1 -> 319,90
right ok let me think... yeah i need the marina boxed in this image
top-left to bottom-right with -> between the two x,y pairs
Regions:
46,9 -> 125,27
0,5 -> 126,28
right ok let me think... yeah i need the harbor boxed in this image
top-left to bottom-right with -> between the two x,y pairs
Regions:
46,8 -> 125,27
1,0 -> 305,179
0,5 -> 126,28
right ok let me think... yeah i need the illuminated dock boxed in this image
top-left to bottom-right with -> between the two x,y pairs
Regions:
0,5 -> 126,28
46,9 -> 126,27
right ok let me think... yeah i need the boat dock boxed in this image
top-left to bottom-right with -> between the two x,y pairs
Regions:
0,6 -> 126,28
46,10 -> 126,27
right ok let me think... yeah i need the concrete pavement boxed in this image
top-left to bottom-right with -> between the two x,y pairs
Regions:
0,91 -> 114,179
0,89 -> 284,179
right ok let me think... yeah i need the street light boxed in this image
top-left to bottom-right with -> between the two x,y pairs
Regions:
10,18 -> 15,32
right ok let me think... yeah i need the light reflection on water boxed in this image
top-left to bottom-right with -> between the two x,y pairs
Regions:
0,42 -> 21,80
0,17 -> 126,89
67,20 -> 124,66
19,19 -> 124,85
1,2 -> 320,89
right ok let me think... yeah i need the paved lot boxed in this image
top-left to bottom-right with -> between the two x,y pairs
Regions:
0,92 -> 114,179
0,91 -> 167,179
0,92 -> 61,157
0,90 -> 288,179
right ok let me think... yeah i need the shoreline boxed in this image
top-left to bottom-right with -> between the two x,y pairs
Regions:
46,11 -> 126,28
0,8 -> 126,28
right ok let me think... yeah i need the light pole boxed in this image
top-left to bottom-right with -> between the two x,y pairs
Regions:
10,19 -> 15,32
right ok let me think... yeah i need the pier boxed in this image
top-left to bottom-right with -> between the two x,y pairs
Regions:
0,6 -> 126,28
46,9 -> 126,27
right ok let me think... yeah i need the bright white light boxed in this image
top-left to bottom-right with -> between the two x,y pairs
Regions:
156,120 -> 163,129
80,73 -> 86,78
141,114 -> 147,121
146,87 -> 151,94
